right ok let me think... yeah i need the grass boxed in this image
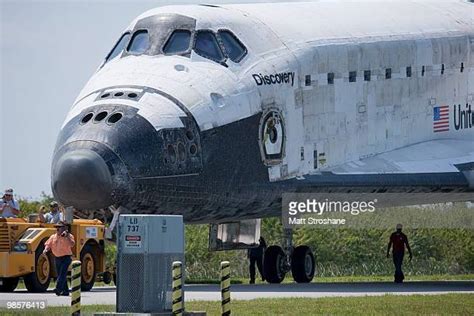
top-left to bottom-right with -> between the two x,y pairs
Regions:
311,274 -> 474,282
1,294 -> 473,315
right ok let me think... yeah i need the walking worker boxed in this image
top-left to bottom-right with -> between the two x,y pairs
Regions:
248,236 -> 267,284
387,223 -> 412,283
43,221 -> 75,296
0,188 -> 20,218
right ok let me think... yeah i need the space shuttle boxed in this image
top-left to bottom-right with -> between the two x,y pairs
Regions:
51,1 -> 474,283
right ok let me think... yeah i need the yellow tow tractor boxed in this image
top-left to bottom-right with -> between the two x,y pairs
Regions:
0,216 -> 111,292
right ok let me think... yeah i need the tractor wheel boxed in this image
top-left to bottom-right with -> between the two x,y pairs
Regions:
80,244 -> 97,291
0,277 -> 19,292
24,242 -> 51,292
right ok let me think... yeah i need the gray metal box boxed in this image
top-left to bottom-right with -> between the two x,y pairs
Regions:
117,215 -> 184,313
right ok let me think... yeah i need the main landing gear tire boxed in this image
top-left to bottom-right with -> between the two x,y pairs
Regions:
291,245 -> 315,283
263,245 -> 287,284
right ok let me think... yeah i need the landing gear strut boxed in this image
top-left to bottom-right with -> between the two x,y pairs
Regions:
263,228 -> 315,283
105,206 -> 123,240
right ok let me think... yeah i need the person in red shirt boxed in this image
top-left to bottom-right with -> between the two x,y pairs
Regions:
43,222 -> 75,296
387,224 -> 412,283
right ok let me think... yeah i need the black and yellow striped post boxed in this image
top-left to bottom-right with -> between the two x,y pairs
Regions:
172,261 -> 184,316
220,261 -> 231,316
71,260 -> 81,316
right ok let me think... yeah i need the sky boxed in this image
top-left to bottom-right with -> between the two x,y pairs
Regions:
0,0 -> 296,200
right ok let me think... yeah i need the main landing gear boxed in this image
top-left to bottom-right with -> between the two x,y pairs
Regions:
263,229 -> 315,283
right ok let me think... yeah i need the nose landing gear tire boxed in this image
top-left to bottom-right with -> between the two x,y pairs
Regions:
263,246 -> 287,284
291,245 -> 315,283
102,271 -> 112,285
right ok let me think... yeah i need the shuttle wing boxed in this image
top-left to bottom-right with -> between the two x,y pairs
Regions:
322,139 -> 474,189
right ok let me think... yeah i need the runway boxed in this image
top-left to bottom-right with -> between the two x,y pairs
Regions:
2,281 -> 473,306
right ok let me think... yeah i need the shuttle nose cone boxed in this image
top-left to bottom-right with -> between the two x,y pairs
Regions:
52,149 -> 113,209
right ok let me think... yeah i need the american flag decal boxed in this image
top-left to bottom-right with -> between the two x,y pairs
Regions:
433,105 -> 449,133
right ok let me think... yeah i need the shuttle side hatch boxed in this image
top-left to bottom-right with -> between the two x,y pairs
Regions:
259,109 -> 285,165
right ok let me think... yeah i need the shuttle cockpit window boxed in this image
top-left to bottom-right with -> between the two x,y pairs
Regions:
193,30 -> 225,63
127,30 -> 150,54
105,32 -> 130,63
218,30 -> 247,63
163,30 -> 192,54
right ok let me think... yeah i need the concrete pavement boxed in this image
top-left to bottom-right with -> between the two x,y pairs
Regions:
1,281 -> 473,307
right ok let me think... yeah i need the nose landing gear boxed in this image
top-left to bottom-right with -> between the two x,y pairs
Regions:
262,229 -> 315,283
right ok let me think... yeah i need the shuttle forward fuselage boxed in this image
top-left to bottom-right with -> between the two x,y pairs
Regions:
52,1 -> 474,222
